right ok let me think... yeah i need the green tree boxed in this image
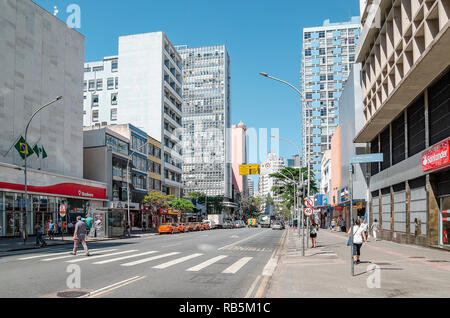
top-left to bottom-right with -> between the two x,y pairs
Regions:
169,198 -> 196,212
187,192 -> 224,214
241,196 -> 262,219
270,167 -> 318,209
141,191 -> 174,213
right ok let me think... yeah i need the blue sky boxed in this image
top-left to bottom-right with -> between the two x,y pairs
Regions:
35,0 -> 360,190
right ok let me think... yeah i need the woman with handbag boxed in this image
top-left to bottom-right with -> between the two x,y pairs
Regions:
347,219 -> 367,265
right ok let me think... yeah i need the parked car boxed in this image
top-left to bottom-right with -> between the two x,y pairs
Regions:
158,223 -> 178,234
192,222 -> 202,231
202,221 -> 211,231
272,222 -> 283,230
223,221 -> 231,229
177,223 -> 189,233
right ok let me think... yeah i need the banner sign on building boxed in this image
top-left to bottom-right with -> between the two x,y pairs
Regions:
422,137 -> 450,172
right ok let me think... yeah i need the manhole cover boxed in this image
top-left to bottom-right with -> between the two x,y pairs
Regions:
56,290 -> 89,298
427,260 -> 449,263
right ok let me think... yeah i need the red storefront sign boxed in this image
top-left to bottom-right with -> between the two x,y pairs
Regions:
333,206 -> 344,212
422,137 -> 450,172
0,182 -> 106,200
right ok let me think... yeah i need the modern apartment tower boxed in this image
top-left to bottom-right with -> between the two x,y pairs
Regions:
83,32 -> 183,197
300,17 -> 361,181
257,153 -> 286,208
177,45 -> 232,198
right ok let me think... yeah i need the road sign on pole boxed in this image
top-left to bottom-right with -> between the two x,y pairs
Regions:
239,164 -> 260,176
304,198 -> 313,208
349,153 -> 384,164
304,208 -> 313,217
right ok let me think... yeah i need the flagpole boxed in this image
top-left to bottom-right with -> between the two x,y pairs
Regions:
24,96 -> 62,235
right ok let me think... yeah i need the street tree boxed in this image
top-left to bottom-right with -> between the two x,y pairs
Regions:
142,191 -> 174,213
169,198 -> 196,212
270,167 -> 318,209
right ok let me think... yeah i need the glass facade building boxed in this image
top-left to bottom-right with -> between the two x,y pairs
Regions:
177,45 -> 232,198
301,17 -> 361,181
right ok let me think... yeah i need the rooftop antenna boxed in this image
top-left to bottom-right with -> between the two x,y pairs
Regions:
53,6 -> 59,16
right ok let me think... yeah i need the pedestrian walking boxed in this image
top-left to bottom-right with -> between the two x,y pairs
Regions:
341,218 -> 346,232
142,220 -> 147,233
35,223 -> 47,248
68,221 -> 74,235
348,219 -> 367,265
310,222 -> 318,248
331,218 -> 336,231
71,216 -> 90,256
48,220 -> 55,240
361,218 -> 369,239
371,219 -> 380,241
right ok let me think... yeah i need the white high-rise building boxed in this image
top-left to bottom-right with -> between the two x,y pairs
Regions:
83,32 -> 183,197
247,179 -> 255,197
257,153 -> 285,207
176,45 -> 232,198
301,17 -> 361,182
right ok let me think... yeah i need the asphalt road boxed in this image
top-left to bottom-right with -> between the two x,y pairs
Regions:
0,227 -> 285,298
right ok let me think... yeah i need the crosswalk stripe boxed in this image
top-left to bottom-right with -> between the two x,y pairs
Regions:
66,250 -> 138,263
93,251 -> 158,265
222,257 -> 253,274
120,252 -> 180,267
18,248 -> 104,260
186,255 -> 228,272
153,253 -> 203,269
42,249 -> 117,262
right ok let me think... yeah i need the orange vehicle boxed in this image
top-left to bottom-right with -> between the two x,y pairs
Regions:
177,223 -> 189,233
158,223 -> 178,234
201,222 -> 211,231
192,222 -> 202,231
184,223 -> 193,232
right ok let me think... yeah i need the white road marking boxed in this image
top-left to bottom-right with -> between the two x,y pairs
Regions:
93,251 -> 158,265
66,250 -> 138,263
262,257 -> 278,277
80,276 -> 145,298
218,230 -> 268,251
42,249 -> 117,261
153,253 -> 203,269
222,257 -> 253,274
186,255 -> 228,272
120,252 -> 180,267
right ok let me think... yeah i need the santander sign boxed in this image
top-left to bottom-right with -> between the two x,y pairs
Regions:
422,137 -> 450,172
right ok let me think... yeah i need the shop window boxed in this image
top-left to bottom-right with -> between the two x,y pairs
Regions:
428,69 -> 450,145
392,113 -> 405,165
407,94 -> 425,157
380,127 -> 390,171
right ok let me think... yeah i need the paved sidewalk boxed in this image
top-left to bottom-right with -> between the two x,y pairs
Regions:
0,232 -> 159,252
266,227 -> 450,298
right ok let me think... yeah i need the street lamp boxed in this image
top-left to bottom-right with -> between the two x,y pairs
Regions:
24,96 -> 63,234
261,72 -> 312,198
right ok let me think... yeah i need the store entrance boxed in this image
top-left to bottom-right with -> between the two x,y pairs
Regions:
440,196 -> 450,246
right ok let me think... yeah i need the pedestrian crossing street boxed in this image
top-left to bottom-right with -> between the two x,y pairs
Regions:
17,247 -> 256,274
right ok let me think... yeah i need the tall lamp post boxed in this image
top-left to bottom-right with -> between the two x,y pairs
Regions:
126,141 -> 150,233
261,73 -> 312,199
24,96 -> 63,234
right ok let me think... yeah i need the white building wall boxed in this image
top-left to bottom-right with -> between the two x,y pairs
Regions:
0,0 -> 85,179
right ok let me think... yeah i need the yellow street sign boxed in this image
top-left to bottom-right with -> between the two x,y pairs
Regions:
239,164 -> 260,176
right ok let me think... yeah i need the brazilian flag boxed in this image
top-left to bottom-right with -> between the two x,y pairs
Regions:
14,136 -> 34,160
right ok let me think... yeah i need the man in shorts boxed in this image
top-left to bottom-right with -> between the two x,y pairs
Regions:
71,216 -> 90,256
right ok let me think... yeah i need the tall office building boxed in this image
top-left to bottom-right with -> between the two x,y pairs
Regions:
257,153 -> 286,207
247,179 -> 255,197
300,17 -> 361,181
177,45 -> 232,198
83,32 -> 183,197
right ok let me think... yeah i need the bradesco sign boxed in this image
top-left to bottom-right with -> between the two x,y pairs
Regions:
422,137 -> 450,172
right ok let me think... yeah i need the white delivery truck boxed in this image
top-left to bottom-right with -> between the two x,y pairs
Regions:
207,214 -> 224,229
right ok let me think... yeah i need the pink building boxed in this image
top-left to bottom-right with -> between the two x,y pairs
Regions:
232,121 -> 248,196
